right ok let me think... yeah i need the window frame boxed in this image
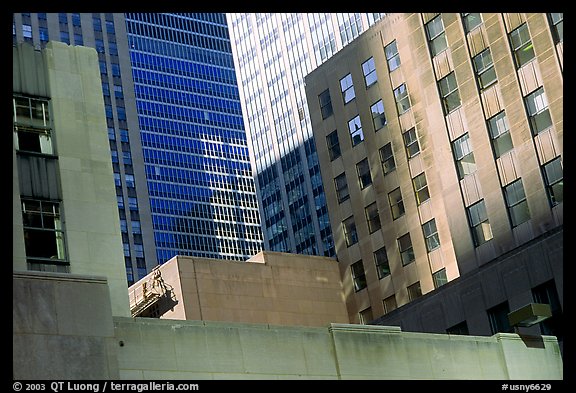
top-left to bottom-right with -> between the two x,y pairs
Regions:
374,246 -> 390,279
407,281 -> 422,301
326,130 -> 341,161
398,232 -> 415,266
379,142 -> 396,175
542,157 -> 563,207
438,72 -> 461,114
473,48 -> 497,90
385,40 -> 401,71
413,172 -> 430,205
365,202 -> 381,234
452,132 -> 477,179
362,57 -> 378,88
466,199 -> 493,247
348,115 -> 364,146
334,172 -> 350,203
548,13 -> 563,43
461,13 -> 482,33
351,260 -> 367,292
343,216 -> 358,247
487,111 -> 513,158
393,83 -> 410,114
371,99 -> 387,131
425,15 -> 448,57
432,268 -> 448,289
340,73 -> 356,104
503,179 -> 530,227
524,87 -> 552,136
403,127 -> 420,159
21,198 -> 68,264
388,187 -> 405,220
319,89 -> 333,120
509,23 -> 535,68
356,158 -> 372,189
422,218 -> 440,252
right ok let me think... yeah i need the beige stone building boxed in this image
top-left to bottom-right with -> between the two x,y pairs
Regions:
128,251 -> 349,327
305,13 -> 562,326
13,41 -> 130,317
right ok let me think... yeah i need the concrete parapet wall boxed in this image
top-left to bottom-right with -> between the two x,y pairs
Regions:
13,271 -> 562,380
115,318 -> 563,380
13,271 -> 119,380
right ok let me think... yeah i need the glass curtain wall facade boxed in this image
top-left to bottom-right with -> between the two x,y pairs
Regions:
227,13 -> 384,257
125,13 -> 263,263
13,13 -> 157,285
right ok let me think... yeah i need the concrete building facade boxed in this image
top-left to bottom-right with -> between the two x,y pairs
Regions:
128,252 -> 349,327
13,270 -> 563,380
304,13 -> 562,328
13,42 -> 130,317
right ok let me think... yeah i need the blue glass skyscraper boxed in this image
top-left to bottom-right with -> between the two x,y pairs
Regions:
125,13 -> 263,263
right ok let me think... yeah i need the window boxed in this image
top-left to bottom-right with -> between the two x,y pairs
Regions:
13,96 -> 53,155
462,13 -> 482,33
385,40 -> 401,71
473,49 -> 497,89
467,200 -> 493,246
334,173 -> 349,203
394,83 -> 410,114
319,89 -> 333,119
374,247 -> 390,279
488,302 -> 513,334
542,157 -> 563,206
123,242 -> 131,257
71,13 -> 81,27
407,281 -> 422,301
125,174 -> 135,188
122,151 -> 132,165
326,131 -> 341,161
348,115 -> 364,146
134,244 -> 144,258
525,87 -> 552,135
438,72 -> 461,114
22,24 -> 32,39
509,23 -> 535,68
446,321 -> 469,335
117,195 -> 124,208
371,100 -> 386,131
74,33 -> 84,46
452,133 -> 476,179
359,307 -> 373,324
131,221 -> 141,234
422,219 -> 440,252
388,188 -> 405,220
340,73 -> 355,104
413,172 -> 430,205
21,199 -> 67,263
432,268 -> 448,289
356,158 -> 372,189
487,111 -> 513,158
379,143 -> 396,175
113,173 -> 121,187
351,261 -> 367,291
128,197 -> 138,211
398,233 -> 415,266
403,128 -> 420,158
362,57 -> 378,87
365,202 -> 381,234
532,280 -> 563,341
425,15 -> 448,56
383,295 -> 397,314
39,27 -> 49,43
548,13 -> 563,43
119,219 -> 127,233
343,216 -> 358,247
504,179 -> 530,227
93,16 -> 102,32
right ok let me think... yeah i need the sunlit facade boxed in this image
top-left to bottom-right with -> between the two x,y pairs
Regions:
227,13 -> 385,257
